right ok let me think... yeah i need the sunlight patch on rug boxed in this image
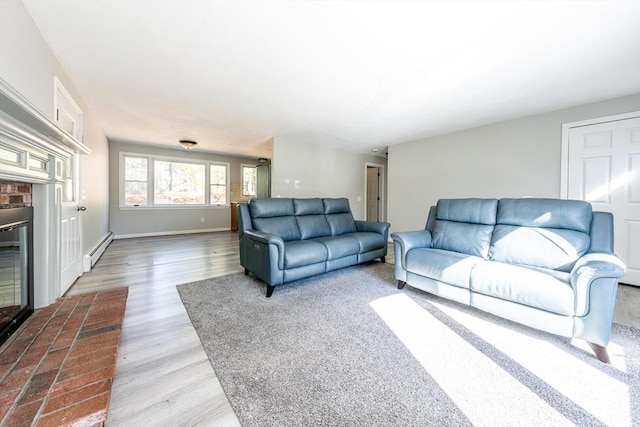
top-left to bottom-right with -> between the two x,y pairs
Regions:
427,298 -> 633,427
370,293 -> 573,426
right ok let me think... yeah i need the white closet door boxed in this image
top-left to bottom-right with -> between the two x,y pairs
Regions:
567,116 -> 640,286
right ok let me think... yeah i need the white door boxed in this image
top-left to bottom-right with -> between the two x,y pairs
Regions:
54,78 -> 84,294
566,115 -> 640,286
59,156 -> 83,294
367,167 -> 380,222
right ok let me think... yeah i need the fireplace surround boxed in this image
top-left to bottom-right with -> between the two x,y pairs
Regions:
1,78 -> 90,335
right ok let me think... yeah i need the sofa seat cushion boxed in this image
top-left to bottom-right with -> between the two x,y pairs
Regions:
283,240 -> 327,268
312,236 -> 360,260
406,248 -> 483,289
470,261 -> 574,315
343,232 -> 386,253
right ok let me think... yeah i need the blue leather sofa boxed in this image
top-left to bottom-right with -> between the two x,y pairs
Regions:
392,198 -> 626,363
238,197 -> 390,297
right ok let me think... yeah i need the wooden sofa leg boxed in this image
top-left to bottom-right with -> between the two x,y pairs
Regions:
380,256 -> 386,263
397,280 -> 406,290
266,285 -> 275,298
244,268 -> 249,275
588,342 -> 611,364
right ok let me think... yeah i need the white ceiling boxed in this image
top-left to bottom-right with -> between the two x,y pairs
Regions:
22,0 -> 640,159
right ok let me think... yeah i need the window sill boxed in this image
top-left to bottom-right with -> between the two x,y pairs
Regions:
119,204 -> 231,210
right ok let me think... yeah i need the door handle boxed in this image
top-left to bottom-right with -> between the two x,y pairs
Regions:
77,206 -> 87,211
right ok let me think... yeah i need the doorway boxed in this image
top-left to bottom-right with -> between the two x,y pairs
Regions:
365,163 -> 385,222
561,111 -> 640,286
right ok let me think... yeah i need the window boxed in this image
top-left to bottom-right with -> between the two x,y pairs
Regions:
123,155 -> 148,206
210,164 -> 227,205
62,155 -> 76,203
154,160 -> 205,204
120,152 -> 229,207
242,165 -> 257,198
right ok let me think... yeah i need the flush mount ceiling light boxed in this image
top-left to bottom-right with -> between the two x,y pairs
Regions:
179,139 -> 198,150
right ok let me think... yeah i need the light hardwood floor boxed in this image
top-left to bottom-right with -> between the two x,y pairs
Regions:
68,232 -> 640,426
67,232 -> 243,426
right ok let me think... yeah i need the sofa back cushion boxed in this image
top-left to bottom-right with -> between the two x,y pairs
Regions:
489,198 -> 592,271
431,199 -> 498,258
249,198 -> 301,241
294,198 -> 332,239
323,198 -> 357,236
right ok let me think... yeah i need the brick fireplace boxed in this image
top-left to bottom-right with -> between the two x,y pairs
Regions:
0,181 -> 32,208
1,78 -> 90,324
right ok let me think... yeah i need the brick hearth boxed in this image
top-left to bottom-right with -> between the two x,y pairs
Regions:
0,288 -> 127,426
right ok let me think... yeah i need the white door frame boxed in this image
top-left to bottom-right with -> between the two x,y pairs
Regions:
560,110 -> 640,197
364,162 -> 385,222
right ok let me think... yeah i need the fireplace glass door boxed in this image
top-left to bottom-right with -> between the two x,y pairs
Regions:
0,207 -> 34,344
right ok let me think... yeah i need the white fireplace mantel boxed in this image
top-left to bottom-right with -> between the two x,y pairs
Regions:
0,78 -> 91,308
1,78 -> 89,183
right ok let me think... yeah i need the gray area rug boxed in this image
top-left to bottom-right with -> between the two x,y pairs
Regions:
177,262 -> 640,427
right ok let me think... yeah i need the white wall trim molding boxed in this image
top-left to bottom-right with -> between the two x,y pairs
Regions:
560,110 -> 640,198
113,227 -> 231,240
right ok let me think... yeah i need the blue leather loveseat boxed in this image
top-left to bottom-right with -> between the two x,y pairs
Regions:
392,198 -> 626,363
238,197 -> 390,297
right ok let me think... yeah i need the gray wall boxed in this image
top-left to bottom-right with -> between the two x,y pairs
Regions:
109,140 -> 260,237
388,94 -> 640,233
272,136 -> 387,220
0,0 -> 111,256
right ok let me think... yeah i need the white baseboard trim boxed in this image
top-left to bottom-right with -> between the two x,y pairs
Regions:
83,231 -> 114,272
113,227 -> 231,240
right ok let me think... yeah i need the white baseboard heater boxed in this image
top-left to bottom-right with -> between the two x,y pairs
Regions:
83,232 -> 113,272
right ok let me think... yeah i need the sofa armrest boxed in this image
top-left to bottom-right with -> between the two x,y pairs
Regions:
390,230 -> 432,268
237,203 -> 253,237
571,252 -> 626,316
242,229 -> 286,269
355,220 -> 390,239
